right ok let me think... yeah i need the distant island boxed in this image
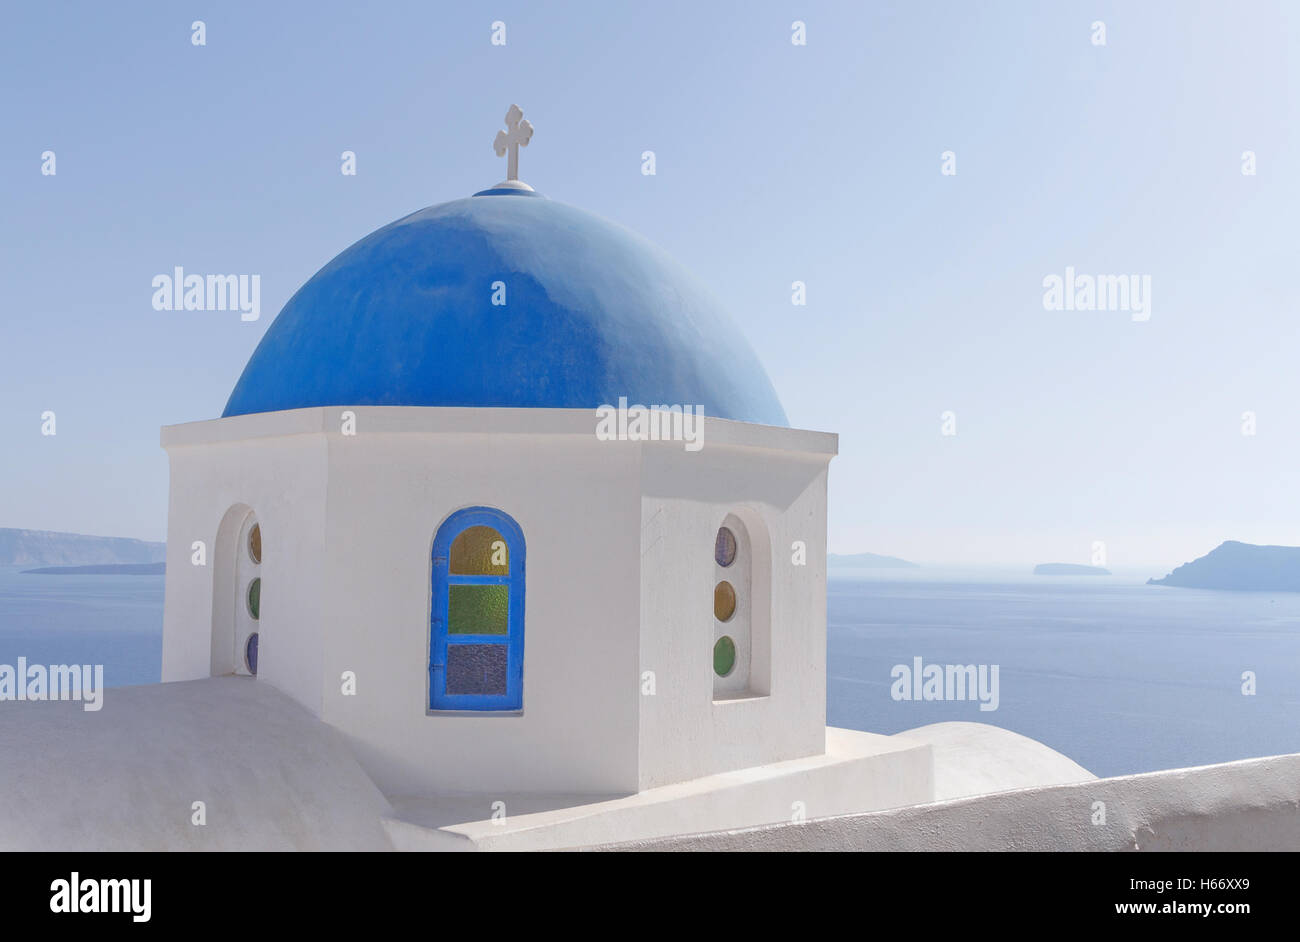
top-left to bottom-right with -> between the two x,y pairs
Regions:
0,528 -> 165,567
21,562 -> 165,576
1033,563 -> 1110,576
828,552 -> 919,569
1148,541 -> 1300,592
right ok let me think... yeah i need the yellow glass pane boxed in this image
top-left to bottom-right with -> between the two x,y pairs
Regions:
448,584 -> 509,635
450,526 -> 509,575
714,581 -> 736,622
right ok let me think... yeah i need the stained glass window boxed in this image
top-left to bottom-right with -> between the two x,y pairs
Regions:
448,585 -> 509,634
714,527 -> 736,567
247,578 -> 261,620
446,644 -> 509,696
714,580 -> 736,622
430,508 -> 525,711
245,632 -> 259,676
450,526 -> 509,575
713,636 -> 736,677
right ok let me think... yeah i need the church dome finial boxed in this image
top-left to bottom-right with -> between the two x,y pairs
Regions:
489,104 -> 535,193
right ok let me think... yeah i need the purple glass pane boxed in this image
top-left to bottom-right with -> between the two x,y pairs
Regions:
445,644 -> 508,696
245,632 -> 259,676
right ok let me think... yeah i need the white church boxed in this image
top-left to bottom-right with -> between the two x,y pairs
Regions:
6,108 -> 1189,853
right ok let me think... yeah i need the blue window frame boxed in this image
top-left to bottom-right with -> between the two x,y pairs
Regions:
429,507 -> 525,711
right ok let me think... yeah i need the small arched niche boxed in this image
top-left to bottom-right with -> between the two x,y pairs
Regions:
711,508 -> 771,700
211,503 -> 263,677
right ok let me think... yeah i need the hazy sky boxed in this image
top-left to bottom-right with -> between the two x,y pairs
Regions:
1,1 -> 1296,571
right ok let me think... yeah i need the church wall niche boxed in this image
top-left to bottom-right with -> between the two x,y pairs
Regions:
712,507 -> 772,700
211,502 -> 256,676
636,442 -> 830,791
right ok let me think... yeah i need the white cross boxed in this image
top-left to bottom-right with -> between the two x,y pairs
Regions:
493,104 -> 534,182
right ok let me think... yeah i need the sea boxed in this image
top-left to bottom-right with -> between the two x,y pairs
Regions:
1,565 -> 1297,778
829,568 -> 1300,777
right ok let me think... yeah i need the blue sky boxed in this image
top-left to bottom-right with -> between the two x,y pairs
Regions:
0,1 -> 1296,570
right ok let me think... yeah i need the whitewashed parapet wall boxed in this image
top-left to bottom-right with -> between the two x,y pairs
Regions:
592,753 -> 1300,852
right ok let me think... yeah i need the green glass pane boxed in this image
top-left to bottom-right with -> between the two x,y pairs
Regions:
247,578 -> 261,620
448,584 -> 508,635
713,636 -> 736,677
450,526 -> 509,575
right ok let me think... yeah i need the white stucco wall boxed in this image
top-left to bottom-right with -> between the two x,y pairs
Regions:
313,409 -> 643,796
161,412 -> 329,716
161,407 -> 836,799
637,427 -> 834,789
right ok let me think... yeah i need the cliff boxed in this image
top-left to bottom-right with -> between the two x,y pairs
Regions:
0,528 -> 165,567
21,562 -> 166,576
828,552 -> 920,569
1148,541 -> 1300,591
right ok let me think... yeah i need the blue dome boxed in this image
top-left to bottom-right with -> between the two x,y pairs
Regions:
222,190 -> 788,426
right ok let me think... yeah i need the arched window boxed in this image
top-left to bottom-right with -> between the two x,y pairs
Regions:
712,510 -> 771,699
236,515 -> 262,677
429,507 -> 526,711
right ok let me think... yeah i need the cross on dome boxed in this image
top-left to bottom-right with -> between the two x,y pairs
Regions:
493,104 -> 534,185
